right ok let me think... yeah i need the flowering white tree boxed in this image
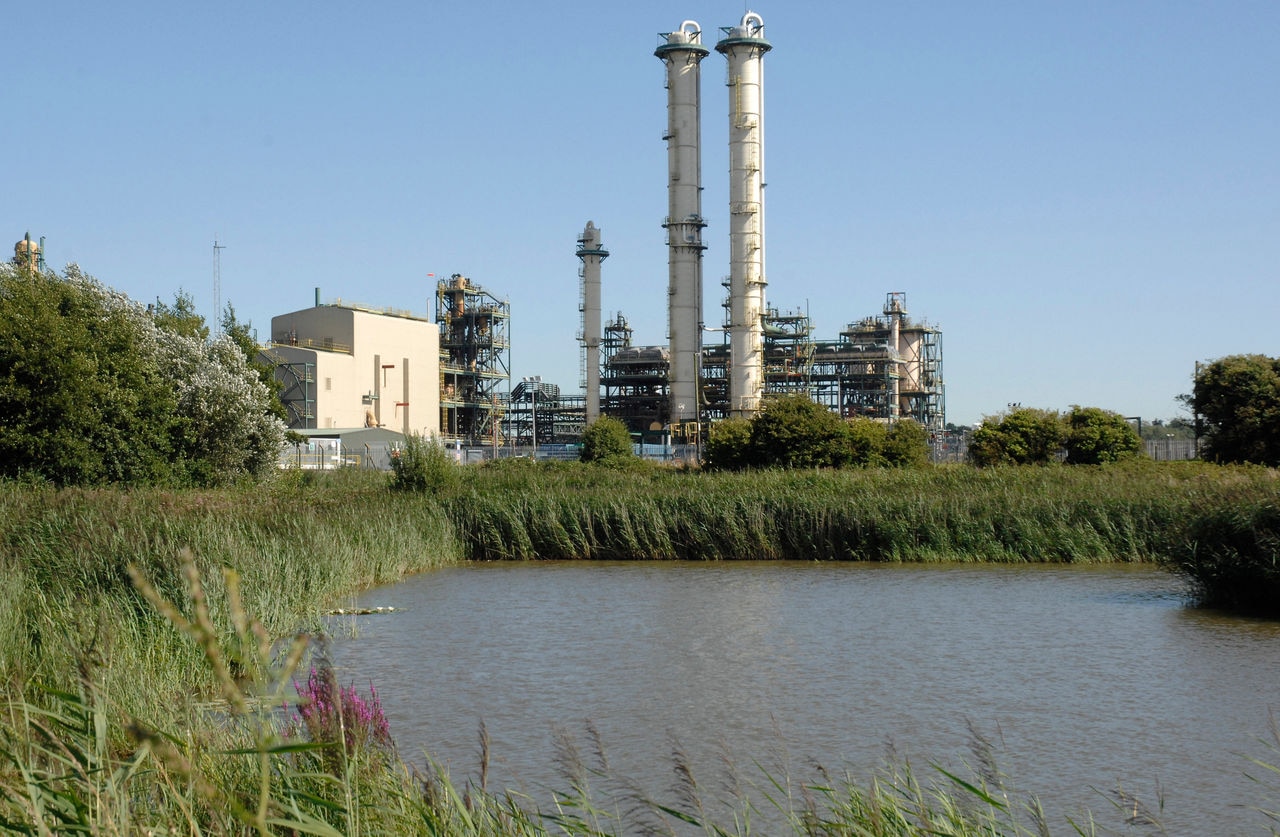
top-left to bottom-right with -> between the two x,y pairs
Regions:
157,330 -> 285,481
0,261 -> 284,486
158,332 -> 285,483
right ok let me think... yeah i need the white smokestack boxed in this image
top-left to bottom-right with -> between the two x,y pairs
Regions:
655,21 -> 709,427
717,11 -> 771,418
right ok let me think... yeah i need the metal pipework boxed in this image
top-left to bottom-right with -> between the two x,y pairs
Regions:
576,221 -> 609,424
655,21 -> 709,428
717,12 -> 771,419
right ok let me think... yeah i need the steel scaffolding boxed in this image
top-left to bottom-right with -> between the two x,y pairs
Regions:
436,274 -> 510,445
599,312 -> 670,434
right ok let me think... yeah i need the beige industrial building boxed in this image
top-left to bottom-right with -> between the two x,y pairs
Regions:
262,297 -> 441,437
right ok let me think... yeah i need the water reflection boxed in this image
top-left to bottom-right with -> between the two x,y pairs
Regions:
332,562 -> 1279,834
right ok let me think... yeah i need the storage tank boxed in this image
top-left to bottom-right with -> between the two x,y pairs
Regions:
13,232 -> 41,272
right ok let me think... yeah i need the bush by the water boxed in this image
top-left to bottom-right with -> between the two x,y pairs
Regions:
1190,353 -> 1280,466
1164,488 -> 1280,614
390,433 -> 460,491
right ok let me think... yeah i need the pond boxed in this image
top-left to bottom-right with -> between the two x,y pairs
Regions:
332,562 -> 1280,834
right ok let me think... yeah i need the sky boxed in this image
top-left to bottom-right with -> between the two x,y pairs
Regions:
7,1 -> 1278,426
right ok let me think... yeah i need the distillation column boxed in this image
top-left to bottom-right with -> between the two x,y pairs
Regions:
655,21 -> 710,427
717,12 -> 771,419
577,221 -> 609,424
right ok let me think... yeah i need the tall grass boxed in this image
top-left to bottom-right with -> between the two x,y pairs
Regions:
0,473 -> 461,729
444,459 -> 1251,564
1161,480 -> 1280,615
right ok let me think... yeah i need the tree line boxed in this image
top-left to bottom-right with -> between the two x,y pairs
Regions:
5,256 -> 1278,485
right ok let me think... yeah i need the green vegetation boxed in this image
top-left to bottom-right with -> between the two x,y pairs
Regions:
969,408 -> 1066,466
703,416 -> 754,470
1190,353 -> 1280,466
1162,485 -> 1280,615
149,288 -> 210,340
1063,406 -> 1144,465
0,473 -> 460,727
578,415 -> 636,465
389,433 -> 461,492
884,417 -> 932,468
969,406 -> 1142,467
2,462 -> 1279,833
702,394 -> 931,470
0,263 -> 284,486
748,394 -> 855,468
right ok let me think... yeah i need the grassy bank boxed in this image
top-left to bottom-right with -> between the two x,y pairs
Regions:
0,469 -> 462,727
2,460 -> 1278,833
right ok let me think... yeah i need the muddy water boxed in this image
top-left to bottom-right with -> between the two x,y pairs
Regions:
332,562 -> 1280,834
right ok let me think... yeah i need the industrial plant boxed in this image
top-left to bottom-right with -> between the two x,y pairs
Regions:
257,12 -> 944,460
16,12 -> 944,465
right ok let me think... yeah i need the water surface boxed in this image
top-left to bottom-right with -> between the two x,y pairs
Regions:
333,562 -> 1280,834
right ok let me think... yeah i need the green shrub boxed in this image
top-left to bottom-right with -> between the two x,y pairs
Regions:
750,395 -> 852,468
705,404 -> 926,471
847,417 -> 889,467
579,416 -> 636,465
703,417 -> 754,471
884,418 -> 930,467
0,264 -> 284,487
970,408 -> 1065,466
1191,354 -> 1280,466
1064,406 -> 1143,464
1163,491 -> 1280,615
389,434 -> 459,492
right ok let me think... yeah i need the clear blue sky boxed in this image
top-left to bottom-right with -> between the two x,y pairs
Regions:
8,1 -> 1277,426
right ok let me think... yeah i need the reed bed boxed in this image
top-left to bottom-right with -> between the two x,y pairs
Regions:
443,460 -> 1247,564
0,475 -> 461,729
1161,479 -> 1280,615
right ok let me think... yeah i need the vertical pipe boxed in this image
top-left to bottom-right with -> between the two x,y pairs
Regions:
577,221 -> 609,424
402,358 -> 410,436
718,12 -> 771,419
373,354 -> 382,427
889,314 -> 901,420
885,293 -> 905,420
656,22 -> 709,428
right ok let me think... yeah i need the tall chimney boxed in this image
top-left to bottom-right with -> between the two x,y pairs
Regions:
655,21 -> 709,427
717,12 -> 771,419
577,221 -> 609,424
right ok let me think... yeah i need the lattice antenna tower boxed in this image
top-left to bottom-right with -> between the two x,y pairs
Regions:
213,237 -> 225,337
